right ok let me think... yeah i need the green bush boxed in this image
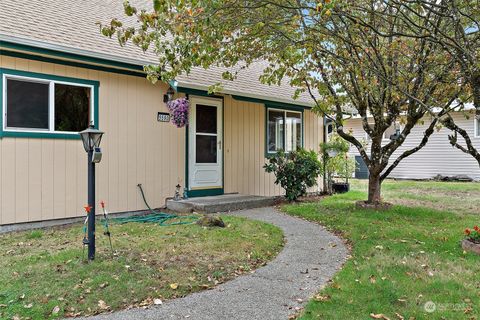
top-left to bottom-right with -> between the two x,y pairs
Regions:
264,148 -> 322,201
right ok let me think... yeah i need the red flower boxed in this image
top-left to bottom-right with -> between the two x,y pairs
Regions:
84,205 -> 92,213
100,200 -> 105,208
474,226 -> 480,232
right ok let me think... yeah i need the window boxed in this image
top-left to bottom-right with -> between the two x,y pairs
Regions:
364,122 -> 401,141
2,70 -> 96,137
325,122 -> 334,141
267,108 -> 302,154
383,123 -> 401,141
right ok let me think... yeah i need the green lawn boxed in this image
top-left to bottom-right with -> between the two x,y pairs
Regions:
0,216 -> 283,319
284,180 -> 480,320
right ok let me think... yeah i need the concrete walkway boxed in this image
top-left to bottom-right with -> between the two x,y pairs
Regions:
87,207 -> 348,320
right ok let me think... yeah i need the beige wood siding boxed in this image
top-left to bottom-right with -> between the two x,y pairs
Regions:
223,97 -> 323,196
344,113 -> 480,180
0,55 -> 324,225
0,56 -> 185,225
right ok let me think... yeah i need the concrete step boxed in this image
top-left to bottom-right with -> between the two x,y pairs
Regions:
166,194 -> 280,213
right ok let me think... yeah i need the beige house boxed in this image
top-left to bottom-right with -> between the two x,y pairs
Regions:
0,0 -> 324,226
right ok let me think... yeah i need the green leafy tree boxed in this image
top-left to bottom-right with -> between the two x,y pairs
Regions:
100,0 -> 462,204
264,149 -> 322,201
359,0 -> 480,166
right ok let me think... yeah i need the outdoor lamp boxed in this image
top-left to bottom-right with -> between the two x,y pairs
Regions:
163,86 -> 175,103
79,125 -> 104,152
79,124 -> 104,261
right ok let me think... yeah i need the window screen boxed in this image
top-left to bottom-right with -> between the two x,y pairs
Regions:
285,112 -> 302,152
54,83 -> 90,132
267,109 -> 302,153
6,78 -> 49,129
268,110 -> 285,152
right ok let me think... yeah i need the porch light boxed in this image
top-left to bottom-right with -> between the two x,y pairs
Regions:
79,124 -> 105,261
79,125 -> 104,153
163,86 -> 175,103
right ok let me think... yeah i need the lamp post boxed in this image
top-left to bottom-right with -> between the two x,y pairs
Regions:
79,124 -> 104,261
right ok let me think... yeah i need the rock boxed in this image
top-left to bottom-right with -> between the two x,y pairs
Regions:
196,216 -> 225,228
433,174 -> 473,182
462,239 -> 480,255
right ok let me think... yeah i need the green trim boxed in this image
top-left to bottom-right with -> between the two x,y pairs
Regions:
1,40 -> 145,72
0,68 -> 100,139
177,87 -> 224,99
188,188 -> 224,198
1,49 -> 146,78
264,105 -> 305,157
232,95 -> 309,111
185,125 -> 189,192
1,68 -> 99,86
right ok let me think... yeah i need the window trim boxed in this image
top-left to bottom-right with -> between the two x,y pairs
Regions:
364,122 -> 402,142
475,116 -> 480,138
382,123 -> 402,141
265,106 -> 304,156
0,68 -> 99,139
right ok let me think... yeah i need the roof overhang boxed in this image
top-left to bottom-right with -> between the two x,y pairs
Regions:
173,81 -> 313,108
1,34 -> 313,108
0,34 -> 152,68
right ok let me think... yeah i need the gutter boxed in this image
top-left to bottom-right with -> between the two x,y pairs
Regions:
175,81 -> 313,108
0,34 -> 153,68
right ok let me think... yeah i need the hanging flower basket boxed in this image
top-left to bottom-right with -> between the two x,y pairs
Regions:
166,98 -> 190,128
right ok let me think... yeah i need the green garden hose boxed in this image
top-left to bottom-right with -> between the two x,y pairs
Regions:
113,184 -> 198,226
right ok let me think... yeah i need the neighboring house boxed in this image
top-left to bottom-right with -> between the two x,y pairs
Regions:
337,111 -> 480,181
0,0 -> 323,226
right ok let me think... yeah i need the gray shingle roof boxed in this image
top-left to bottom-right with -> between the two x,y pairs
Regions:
0,0 -> 313,106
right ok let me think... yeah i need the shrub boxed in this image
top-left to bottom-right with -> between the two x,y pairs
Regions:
264,148 -> 322,201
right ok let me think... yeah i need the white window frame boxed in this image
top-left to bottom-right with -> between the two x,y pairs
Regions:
475,116 -> 480,138
267,107 -> 303,154
2,73 -> 95,135
382,123 -> 402,141
364,122 -> 402,141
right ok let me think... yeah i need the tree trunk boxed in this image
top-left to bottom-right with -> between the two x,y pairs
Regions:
367,171 -> 382,203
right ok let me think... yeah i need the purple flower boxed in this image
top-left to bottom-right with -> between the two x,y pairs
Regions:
166,98 -> 190,128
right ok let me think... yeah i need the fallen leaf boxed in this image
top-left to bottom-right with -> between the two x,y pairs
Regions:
370,313 -> 390,320
98,300 -> 109,310
313,294 -> 330,302
369,275 -> 376,284
395,312 -> 404,320
24,303 -> 33,309
153,299 -> 163,305
170,283 -> 178,290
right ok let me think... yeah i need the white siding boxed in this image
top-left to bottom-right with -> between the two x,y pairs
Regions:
344,113 -> 480,180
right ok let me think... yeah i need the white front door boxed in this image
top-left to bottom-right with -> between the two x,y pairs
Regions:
188,96 -> 223,192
